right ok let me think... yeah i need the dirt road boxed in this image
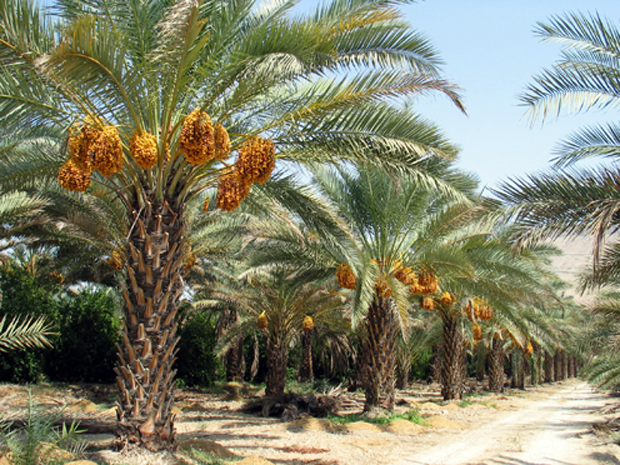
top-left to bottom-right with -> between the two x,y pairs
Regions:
398,381 -> 619,465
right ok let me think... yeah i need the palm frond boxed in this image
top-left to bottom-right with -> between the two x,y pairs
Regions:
0,315 -> 55,352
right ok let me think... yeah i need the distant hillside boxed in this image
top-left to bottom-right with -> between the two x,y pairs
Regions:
549,236 -> 595,304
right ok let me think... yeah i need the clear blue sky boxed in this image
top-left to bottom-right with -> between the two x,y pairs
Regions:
401,0 -> 620,189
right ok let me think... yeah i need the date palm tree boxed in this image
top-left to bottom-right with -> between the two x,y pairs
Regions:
0,0 -> 465,450
423,226 -> 564,399
249,163 -> 481,410
211,270 -> 346,399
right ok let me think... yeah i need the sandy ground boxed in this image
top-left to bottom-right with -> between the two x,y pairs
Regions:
1,379 -> 619,465
398,381 -> 619,465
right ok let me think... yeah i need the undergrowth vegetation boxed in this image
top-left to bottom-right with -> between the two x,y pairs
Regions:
327,409 -> 426,426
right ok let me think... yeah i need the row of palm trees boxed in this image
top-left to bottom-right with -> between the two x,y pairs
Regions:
186,163 -> 584,413
0,0 -> 616,453
0,0 -> 472,450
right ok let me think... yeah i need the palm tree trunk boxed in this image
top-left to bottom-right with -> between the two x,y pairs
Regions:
488,337 -> 505,392
360,294 -> 398,411
266,339 -> 287,398
475,343 -> 486,382
544,351 -> 554,383
511,351 -> 525,389
534,345 -> 543,385
440,312 -> 465,400
116,198 -> 185,451
429,344 -> 442,384
226,335 -> 246,382
561,351 -> 569,379
299,330 -> 313,382
531,352 -> 539,385
396,353 -> 411,390
218,307 -> 245,382
553,349 -> 564,381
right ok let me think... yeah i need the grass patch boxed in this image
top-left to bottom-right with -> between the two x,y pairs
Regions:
327,409 -> 426,426
181,449 -> 242,464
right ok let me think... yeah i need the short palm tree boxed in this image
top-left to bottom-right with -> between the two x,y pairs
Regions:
0,0 -> 464,450
213,271 -> 346,398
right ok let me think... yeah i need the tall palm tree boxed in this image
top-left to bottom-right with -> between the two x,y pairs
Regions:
0,0 -> 465,450
497,12 -> 620,287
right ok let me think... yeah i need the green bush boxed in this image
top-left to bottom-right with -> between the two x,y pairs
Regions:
45,289 -> 121,383
327,409 -> 426,426
0,262 -> 122,384
176,312 -> 219,388
0,266 -> 59,383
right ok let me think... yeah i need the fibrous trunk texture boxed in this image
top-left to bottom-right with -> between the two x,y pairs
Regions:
554,351 -> 563,381
226,336 -> 246,382
562,351 -> 569,379
511,351 -> 525,389
359,294 -> 398,411
532,345 -> 542,385
429,344 -> 442,384
116,197 -> 185,451
218,307 -> 245,382
396,354 -> 411,390
488,337 -> 505,392
440,313 -> 466,400
544,351 -> 554,383
266,339 -> 287,398
475,343 -> 487,382
567,355 -> 575,379
299,330 -> 314,382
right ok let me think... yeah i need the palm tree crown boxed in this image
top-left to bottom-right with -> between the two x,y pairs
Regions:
498,12 -> 620,288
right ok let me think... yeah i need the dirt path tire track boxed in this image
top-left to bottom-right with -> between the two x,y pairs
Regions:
397,381 -> 619,465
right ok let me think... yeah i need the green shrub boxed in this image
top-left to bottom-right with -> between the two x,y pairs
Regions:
176,312 -> 219,388
411,348 -> 433,381
327,409 -> 426,426
46,289 -> 121,383
0,266 -> 59,383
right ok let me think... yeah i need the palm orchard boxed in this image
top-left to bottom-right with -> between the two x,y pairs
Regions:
0,0 -> 609,459
0,0 -> 474,452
